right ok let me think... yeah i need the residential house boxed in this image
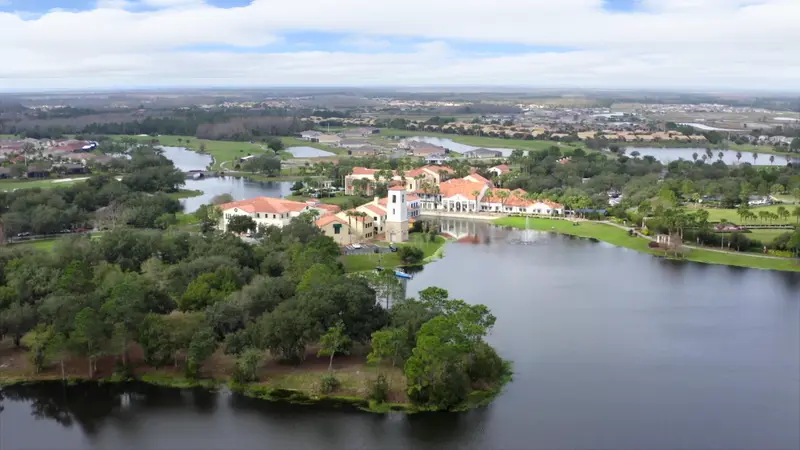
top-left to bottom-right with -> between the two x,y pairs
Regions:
0,167 -> 10,179
299,130 -> 323,141
425,153 -> 451,165
316,134 -> 342,146
348,145 -> 379,156
339,139 -> 371,149
341,127 -> 380,138
315,215 -> 352,245
61,164 -> 89,175
358,202 -> 388,237
403,165 -> 454,192
217,197 -> 333,232
463,148 -> 503,159
488,164 -> 511,177
409,145 -> 447,157
26,165 -> 50,178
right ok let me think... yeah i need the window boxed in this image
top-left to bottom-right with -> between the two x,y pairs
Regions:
256,213 -> 260,218
392,195 -> 396,203
273,214 -> 277,219
333,223 -> 342,235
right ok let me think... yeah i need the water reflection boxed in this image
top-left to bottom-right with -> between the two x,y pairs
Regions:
180,177 -> 293,212
626,147 -> 788,166
286,146 -> 335,158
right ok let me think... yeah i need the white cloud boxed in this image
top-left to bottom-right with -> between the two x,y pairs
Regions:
1,0 -> 799,90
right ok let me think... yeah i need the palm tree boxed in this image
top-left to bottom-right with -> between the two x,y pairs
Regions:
777,206 -> 789,224
705,148 -> 713,160
692,152 -> 699,162
472,190 -> 481,212
701,154 -> 708,164
758,210 -> 769,224
752,152 -> 758,165
497,190 -> 510,213
769,155 -> 775,165
793,206 -> 800,224
735,151 -> 742,164
717,151 -> 724,162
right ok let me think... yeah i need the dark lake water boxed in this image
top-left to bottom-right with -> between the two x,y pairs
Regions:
3,221 -> 798,450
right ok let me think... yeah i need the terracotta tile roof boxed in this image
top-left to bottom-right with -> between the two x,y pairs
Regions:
312,203 -> 341,214
219,197 -> 308,214
352,167 -> 379,176
315,215 -> 348,228
407,193 -> 420,201
464,173 -> 491,185
491,164 -> 510,174
362,204 -> 387,216
389,185 -> 406,191
439,179 -> 486,200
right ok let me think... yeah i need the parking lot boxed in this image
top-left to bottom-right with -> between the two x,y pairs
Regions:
342,243 -> 396,255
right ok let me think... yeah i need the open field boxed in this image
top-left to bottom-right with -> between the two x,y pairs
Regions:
688,205 -> 800,225
126,135 -> 266,169
342,234 -> 447,272
377,128 -> 582,152
495,217 -> 800,272
740,228 -> 795,243
0,177 -> 89,191
7,232 -> 105,251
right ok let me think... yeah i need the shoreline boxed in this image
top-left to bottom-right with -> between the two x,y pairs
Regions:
494,217 -> 800,272
0,367 -> 509,414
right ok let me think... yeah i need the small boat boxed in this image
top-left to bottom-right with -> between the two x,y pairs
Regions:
394,270 -> 412,279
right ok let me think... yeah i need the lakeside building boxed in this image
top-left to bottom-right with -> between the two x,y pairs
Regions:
217,197 -> 340,232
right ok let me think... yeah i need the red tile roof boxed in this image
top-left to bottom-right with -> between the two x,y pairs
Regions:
491,164 -> 511,174
316,215 -> 348,228
362,204 -> 387,216
352,167 -> 379,176
219,197 -> 308,214
439,179 -> 486,200
389,186 -> 406,191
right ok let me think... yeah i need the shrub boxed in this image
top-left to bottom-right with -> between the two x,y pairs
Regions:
397,245 -> 424,264
369,374 -> 390,403
648,241 -> 661,249
318,374 -> 341,394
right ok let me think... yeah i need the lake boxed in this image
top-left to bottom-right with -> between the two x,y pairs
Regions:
286,146 -> 336,158
3,221 -> 798,450
180,177 -> 293,213
159,146 -> 213,172
626,147 -> 788,166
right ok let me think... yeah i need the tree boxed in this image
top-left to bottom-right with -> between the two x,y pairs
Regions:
793,206 -> 800,224
404,296 -> 500,410
317,321 -> 351,372
69,307 -> 107,378
186,326 -> 217,378
752,152 -> 758,165
735,151 -> 742,164
692,152 -> 698,162
777,206 -> 790,223
227,215 -> 256,234
397,245 -> 424,265
232,348 -> 264,383
791,137 -> 800,151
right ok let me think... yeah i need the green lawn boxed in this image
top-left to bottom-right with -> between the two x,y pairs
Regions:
377,128 -> 581,153
8,232 -> 105,252
740,228 -> 795,243
0,177 -> 88,191
342,234 -> 447,272
495,217 -> 800,272
692,205 -> 799,225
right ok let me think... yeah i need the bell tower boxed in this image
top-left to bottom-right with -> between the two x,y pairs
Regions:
384,186 -> 409,243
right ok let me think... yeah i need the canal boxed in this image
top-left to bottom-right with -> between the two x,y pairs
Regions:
2,222 -> 798,450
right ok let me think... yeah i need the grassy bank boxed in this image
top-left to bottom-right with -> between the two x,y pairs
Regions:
495,217 -> 800,272
378,128 -> 580,152
166,189 -> 203,199
0,177 -> 89,191
342,234 -> 447,272
127,135 -> 265,170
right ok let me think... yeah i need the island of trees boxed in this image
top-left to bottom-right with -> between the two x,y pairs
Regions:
0,214 -> 509,412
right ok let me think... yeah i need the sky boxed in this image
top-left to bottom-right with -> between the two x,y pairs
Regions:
1,0 -> 799,91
